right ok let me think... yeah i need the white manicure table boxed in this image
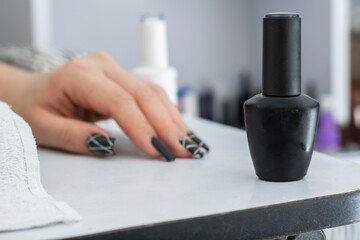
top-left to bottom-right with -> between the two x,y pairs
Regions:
2,116 -> 360,240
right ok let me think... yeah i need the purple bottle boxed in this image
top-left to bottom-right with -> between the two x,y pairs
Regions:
316,95 -> 341,150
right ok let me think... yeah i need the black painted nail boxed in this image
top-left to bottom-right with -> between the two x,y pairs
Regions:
151,137 -> 175,162
87,134 -> 116,155
179,138 -> 205,158
188,132 -> 210,152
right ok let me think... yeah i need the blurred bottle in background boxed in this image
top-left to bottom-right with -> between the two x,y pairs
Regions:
133,14 -> 178,105
341,32 -> 360,147
213,85 -> 229,124
178,86 -> 199,117
237,72 -> 252,129
199,86 -> 214,120
316,95 -> 341,151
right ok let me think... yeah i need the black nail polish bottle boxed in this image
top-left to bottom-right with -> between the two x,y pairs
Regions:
244,13 -> 319,182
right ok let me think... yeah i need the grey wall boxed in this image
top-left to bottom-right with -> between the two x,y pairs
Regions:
352,0 -> 360,32
247,0 -> 331,95
0,0 -> 32,46
0,0 -> 332,97
51,0 -> 251,93
52,0 -> 331,96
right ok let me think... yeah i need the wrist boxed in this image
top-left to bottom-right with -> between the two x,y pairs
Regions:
0,63 -> 39,105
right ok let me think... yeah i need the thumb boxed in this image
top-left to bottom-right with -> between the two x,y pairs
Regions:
34,111 -> 115,156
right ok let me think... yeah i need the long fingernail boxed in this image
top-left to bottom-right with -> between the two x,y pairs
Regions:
87,134 -> 116,155
187,132 -> 210,152
151,137 -> 175,162
179,138 -> 204,158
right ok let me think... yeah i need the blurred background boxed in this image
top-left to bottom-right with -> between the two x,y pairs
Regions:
0,0 -> 359,155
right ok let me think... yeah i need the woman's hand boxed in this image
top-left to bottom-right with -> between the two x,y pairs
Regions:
0,52 -> 209,160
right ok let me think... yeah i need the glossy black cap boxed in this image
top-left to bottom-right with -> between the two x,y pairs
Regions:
262,13 -> 301,97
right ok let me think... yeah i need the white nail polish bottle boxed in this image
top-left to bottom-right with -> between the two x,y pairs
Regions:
133,14 -> 178,105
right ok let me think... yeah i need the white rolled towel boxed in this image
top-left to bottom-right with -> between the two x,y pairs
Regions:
0,101 -> 80,231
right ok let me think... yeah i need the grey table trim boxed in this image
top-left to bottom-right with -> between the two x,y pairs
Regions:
67,190 -> 360,240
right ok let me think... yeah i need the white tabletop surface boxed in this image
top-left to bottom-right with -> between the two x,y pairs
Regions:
2,116 -> 360,240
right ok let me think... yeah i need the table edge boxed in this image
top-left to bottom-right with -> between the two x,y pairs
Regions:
67,190 -> 360,240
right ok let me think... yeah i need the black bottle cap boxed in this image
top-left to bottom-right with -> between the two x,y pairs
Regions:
262,12 -> 301,97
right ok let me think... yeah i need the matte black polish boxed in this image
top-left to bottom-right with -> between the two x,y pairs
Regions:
244,13 -> 319,182
151,137 -> 175,162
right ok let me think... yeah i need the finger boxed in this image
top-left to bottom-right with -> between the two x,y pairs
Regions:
88,53 -> 188,132
86,53 -> 200,157
102,67 -> 192,157
32,109 -> 113,156
63,72 -> 162,157
134,82 -> 193,157
150,83 -> 210,152
150,81 -> 189,133
78,109 -> 109,122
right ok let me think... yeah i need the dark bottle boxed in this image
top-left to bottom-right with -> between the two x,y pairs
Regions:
244,13 -> 319,182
